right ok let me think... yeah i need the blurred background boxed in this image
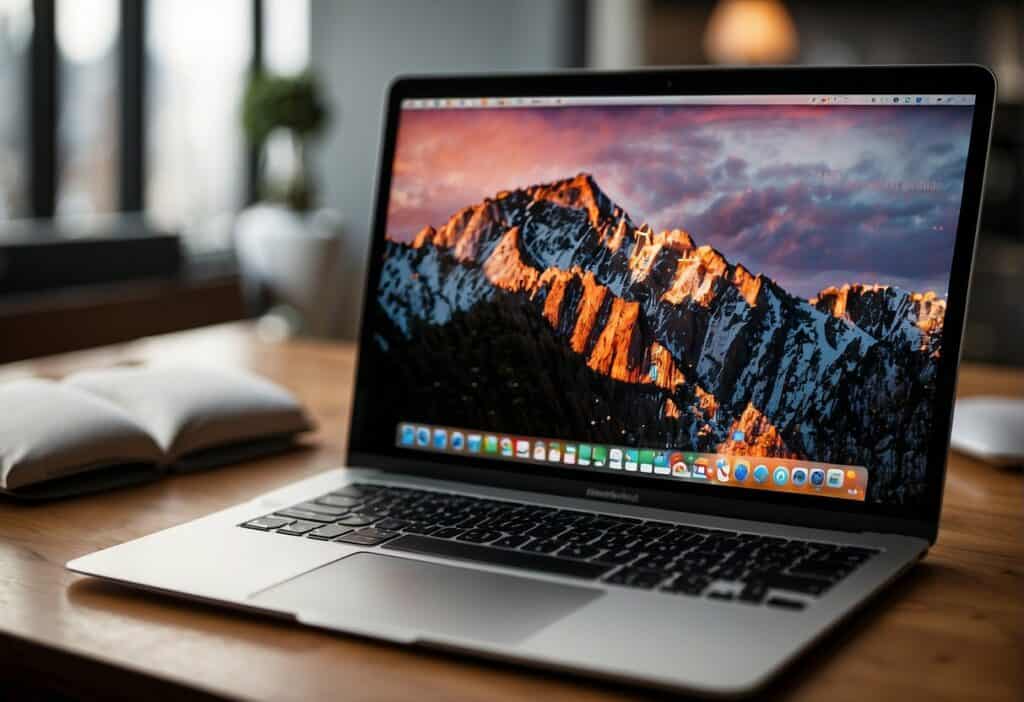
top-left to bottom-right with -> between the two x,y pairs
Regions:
1,0 -> 1021,365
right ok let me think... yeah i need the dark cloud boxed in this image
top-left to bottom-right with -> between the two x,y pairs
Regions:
685,177 -> 962,297
722,157 -> 748,179
926,141 -> 954,156
931,154 -> 968,187
592,136 -> 722,220
849,155 -> 882,180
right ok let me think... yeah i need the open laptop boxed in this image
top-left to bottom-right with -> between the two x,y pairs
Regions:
68,65 -> 996,697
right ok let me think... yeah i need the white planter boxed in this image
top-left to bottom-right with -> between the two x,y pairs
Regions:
234,204 -> 345,337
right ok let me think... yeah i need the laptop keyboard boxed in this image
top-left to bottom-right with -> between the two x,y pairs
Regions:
240,483 -> 880,610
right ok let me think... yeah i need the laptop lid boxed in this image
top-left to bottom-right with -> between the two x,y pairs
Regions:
348,66 -> 996,542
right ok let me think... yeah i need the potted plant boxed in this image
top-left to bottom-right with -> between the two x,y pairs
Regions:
235,71 -> 344,337
242,71 -> 328,211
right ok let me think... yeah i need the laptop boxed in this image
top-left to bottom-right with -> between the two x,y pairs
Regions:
68,65 -> 996,697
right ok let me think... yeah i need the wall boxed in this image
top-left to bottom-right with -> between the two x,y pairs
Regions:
310,0 -> 578,338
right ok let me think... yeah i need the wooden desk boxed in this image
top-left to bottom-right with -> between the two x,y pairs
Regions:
1,323 -> 1021,701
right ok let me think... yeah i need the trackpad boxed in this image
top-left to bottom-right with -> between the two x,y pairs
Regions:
250,553 -> 603,645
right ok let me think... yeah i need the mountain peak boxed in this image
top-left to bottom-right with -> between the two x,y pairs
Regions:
812,282 -> 945,352
731,264 -> 763,306
810,283 -> 888,316
412,225 -> 437,249
521,172 -> 622,232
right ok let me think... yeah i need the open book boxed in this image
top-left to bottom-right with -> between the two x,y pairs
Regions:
0,365 -> 314,499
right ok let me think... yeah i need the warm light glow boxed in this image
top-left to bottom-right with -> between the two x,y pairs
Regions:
704,0 -> 799,64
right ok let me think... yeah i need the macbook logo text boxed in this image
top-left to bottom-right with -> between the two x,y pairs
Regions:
586,487 -> 640,504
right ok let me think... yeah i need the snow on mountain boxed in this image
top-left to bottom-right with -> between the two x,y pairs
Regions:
377,240 -> 494,334
812,283 -> 945,356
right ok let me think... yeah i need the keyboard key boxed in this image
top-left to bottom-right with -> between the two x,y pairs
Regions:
316,495 -> 362,508
548,510 -> 587,525
592,548 -> 641,566
431,515 -> 466,528
277,520 -> 320,535
707,590 -> 735,601
738,582 -> 769,604
492,520 -> 534,535
294,501 -> 349,517
492,534 -> 530,549
661,574 -> 712,596
752,573 -> 831,596
308,524 -> 353,540
563,528 -> 603,544
704,538 -> 741,553
432,527 -> 464,539
457,529 -> 502,544
521,539 -> 561,554
241,516 -> 293,531
714,565 -> 748,581
603,523 -> 642,538
766,596 -> 806,611
643,541 -> 686,557
275,508 -> 336,523
636,524 -> 673,541
525,524 -> 568,540
335,528 -> 399,546
374,518 -> 410,531
335,514 -> 379,527
592,535 -> 637,551
558,544 -> 602,560
634,555 -> 675,571
604,567 -> 666,589
403,522 -> 440,535
683,548 -> 725,561
788,560 -> 853,581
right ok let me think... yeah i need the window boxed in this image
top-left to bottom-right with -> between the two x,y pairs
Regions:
259,0 -> 311,194
146,0 -> 252,250
0,0 -> 32,220
263,0 -> 309,76
56,0 -> 120,218
1,0 -> 312,252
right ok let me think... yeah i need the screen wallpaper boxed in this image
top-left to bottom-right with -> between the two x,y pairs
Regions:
368,102 -> 974,506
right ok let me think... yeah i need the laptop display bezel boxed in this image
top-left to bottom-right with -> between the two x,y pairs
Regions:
347,65 -> 996,543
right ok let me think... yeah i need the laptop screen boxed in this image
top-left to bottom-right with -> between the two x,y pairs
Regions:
366,93 -> 976,509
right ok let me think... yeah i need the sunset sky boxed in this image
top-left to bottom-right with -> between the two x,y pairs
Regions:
385,104 -> 974,299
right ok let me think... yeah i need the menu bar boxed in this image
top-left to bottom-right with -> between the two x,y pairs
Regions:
395,423 -> 869,502
400,94 -> 975,109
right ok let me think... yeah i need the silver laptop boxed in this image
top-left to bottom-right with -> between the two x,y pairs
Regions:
69,66 -> 996,697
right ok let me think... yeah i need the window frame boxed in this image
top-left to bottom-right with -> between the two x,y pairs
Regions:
23,0 -> 264,221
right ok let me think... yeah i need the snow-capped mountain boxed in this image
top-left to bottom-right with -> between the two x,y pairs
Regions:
812,283 -> 945,357
375,173 -> 945,503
